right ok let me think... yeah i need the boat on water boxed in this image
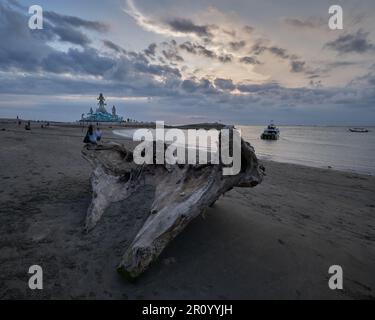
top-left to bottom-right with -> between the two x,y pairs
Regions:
261,122 -> 280,140
349,128 -> 369,133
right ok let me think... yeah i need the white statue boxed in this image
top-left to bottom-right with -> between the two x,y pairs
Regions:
96,93 -> 107,113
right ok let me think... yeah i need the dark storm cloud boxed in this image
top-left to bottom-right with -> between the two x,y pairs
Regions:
0,2 -> 53,71
52,25 -> 91,46
41,48 -> 116,76
0,2 -> 185,97
349,69 -> 375,88
162,50 -> 184,62
290,60 -> 306,73
250,41 -> 310,74
179,42 -> 216,60
42,10 -> 110,47
181,78 -> 216,94
251,42 -> 295,61
229,41 -> 246,51
325,61 -> 360,70
239,56 -> 260,65
165,18 -> 212,38
44,11 -> 109,33
103,40 -> 127,54
2,0 -> 109,50
218,54 -> 233,63
237,82 -> 281,93
268,46 -> 290,59
179,41 -> 196,54
179,41 -> 233,64
199,47 -> 216,59
325,30 -> 375,54
144,43 -> 157,57
214,78 -> 235,91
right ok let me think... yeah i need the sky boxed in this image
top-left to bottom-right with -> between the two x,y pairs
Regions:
0,0 -> 375,125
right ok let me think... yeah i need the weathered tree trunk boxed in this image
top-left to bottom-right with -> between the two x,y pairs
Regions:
82,133 -> 264,280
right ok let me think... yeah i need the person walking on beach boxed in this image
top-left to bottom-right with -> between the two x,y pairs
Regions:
83,124 -> 97,145
25,121 -> 31,131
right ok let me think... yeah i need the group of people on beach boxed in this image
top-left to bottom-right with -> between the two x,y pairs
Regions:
84,125 -> 102,145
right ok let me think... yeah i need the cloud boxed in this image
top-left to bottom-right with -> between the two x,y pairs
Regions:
52,25 -> 91,46
2,0 -> 375,125
229,40 -> 246,51
243,25 -> 254,34
179,41 -> 217,59
283,17 -> 318,29
218,54 -> 233,63
165,18 -> 212,38
162,49 -> 184,62
103,40 -> 126,54
249,41 -> 313,75
239,56 -> 260,65
179,41 -> 197,53
44,11 -> 109,33
268,46 -> 290,59
41,48 -> 116,76
325,29 -> 375,54
214,78 -> 235,91
0,2 -> 53,71
124,0 -> 209,39
290,60 -> 306,73
144,43 -> 157,57
179,41 -> 235,64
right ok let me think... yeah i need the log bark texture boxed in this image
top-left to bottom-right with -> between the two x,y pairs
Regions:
82,132 -> 264,280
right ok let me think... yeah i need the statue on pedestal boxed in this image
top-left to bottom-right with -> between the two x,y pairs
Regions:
80,94 -> 123,123
96,93 -> 107,113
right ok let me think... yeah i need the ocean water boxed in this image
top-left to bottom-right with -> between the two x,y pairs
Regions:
239,126 -> 375,175
113,126 -> 375,175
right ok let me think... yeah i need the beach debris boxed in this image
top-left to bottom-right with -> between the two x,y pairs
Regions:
81,129 -> 264,280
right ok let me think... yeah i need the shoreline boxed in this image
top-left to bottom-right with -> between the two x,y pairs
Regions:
0,119 -> 373,177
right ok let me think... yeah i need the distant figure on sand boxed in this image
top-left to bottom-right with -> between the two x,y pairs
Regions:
25,121 -> 31,131
95,127 -> 102,142
83,125 -> 97,145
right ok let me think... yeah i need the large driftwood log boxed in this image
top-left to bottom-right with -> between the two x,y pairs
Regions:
81,132 -> 264,280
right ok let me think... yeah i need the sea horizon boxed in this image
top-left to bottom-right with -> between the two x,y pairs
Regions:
110,124 -> 375,176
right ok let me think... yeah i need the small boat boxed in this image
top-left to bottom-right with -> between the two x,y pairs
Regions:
349,128 -> 369,133
261,122 -> 280,140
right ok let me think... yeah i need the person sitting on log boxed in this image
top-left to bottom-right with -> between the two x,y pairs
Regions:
83,125 -> 97,145
95,127 -> 102,142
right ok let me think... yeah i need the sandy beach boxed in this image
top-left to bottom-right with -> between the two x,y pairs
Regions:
0,119 -> 374,300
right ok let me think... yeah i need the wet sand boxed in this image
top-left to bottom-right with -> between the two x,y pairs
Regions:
0,120 -> 374,299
